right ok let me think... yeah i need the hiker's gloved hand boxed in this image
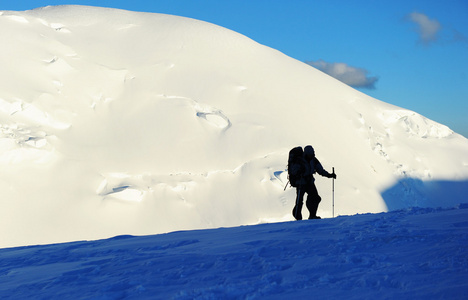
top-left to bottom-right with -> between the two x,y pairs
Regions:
330,172 -> 336,179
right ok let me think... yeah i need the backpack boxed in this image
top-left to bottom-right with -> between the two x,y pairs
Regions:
287,146 -> 307,188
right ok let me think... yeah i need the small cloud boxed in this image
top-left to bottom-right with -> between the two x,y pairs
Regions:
407,12 -> 441,45
306,60 -> 378,89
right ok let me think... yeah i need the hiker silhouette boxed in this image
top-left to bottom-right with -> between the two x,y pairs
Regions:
291,145 -> 336,220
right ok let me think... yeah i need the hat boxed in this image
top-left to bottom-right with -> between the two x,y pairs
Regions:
304,145 -> 315,158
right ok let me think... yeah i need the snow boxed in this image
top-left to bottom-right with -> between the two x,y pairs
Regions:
1,204 -> 467,299
0,5 -> 467,248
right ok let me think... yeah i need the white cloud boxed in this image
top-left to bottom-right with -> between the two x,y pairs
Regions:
306,60 -> 378,89
407,12 -> 441,45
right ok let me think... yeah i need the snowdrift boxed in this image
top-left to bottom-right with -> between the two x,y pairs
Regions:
1,5 -> 467,247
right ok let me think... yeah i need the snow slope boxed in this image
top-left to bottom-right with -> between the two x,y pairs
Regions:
1,204 -> 467,299
0,5 -> 467,247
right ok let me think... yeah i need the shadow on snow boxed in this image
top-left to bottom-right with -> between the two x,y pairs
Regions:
381,177 -> 468,211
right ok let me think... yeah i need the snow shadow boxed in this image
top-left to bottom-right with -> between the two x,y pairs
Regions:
381,177 -> 468,211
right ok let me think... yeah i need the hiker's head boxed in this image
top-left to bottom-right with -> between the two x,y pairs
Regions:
304,145 -> 315,160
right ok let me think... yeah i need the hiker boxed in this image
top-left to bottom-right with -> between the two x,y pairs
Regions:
291,145 -> 336,220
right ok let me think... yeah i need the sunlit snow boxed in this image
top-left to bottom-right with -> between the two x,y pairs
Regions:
0,6 -> 467,248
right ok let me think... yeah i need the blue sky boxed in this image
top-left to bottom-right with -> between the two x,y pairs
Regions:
3,0 -> 468,137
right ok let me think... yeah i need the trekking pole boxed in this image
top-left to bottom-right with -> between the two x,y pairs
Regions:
332,167 -> 335,218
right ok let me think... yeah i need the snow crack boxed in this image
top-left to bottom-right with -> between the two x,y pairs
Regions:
157,94 -> 231,130
0,123 -> 55,164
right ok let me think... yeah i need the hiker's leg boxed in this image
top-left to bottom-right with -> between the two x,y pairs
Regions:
293,187 -> 305,220
306,184 -> 321,219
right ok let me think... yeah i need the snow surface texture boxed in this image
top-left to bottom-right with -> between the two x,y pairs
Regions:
1,205 -> 467,299
0,6 -> 467,247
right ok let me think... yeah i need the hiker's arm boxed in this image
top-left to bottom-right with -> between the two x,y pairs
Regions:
315,158 -> 336,179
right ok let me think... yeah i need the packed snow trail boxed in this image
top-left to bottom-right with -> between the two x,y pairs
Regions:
1,205 -> 467,299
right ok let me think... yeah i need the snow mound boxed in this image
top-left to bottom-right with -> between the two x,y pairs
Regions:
1,5 -> 467,247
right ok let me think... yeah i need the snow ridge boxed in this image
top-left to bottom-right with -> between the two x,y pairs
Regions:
1,205 -> 467,299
